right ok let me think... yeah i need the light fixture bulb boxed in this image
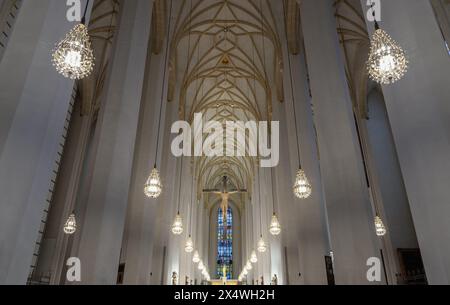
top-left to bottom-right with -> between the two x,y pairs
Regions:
198,261 -> 205,271
185,236 -> 194,253
63,213 -> 77,235
192,251 -> 200,263
374,216 -> 387,237
242,268 -> 248,276
293,169 -> 312,199
144,167 -> 163,198
269,214 -> 282,236
52,23 -> 94,80
250,250 -> 258,263
246,261 -> 252,271
257,236 -> 267,253
367,28 -> 408,85
171,213 -> 184,235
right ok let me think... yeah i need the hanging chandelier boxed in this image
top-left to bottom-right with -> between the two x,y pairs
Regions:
367,28 -> 408,85
63,213 -> 77,235
52,23 -> 94,80
242,268 -> 249,276
185,236 -> 194,253
250,250 -> 258,263
144,167 -> 163,199
374,216 -> 387,236
171,213 -> 184,235
192,250 -> 200,263
293,169 -> 312,199
52,0 -> 94,80
257,236 -> 267,253
269,213 -> 282,236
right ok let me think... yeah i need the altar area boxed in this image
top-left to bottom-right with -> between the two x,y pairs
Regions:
210,279 -> 240,286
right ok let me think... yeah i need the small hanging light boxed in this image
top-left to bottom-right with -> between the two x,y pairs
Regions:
269,213 -> 282,236
293,169 -> 312,199
242,268 -> 248,276
246,261 -> 253,271
257,236 -> 267,253
63,213 -> 77,235
198,261 -> 205,271
171,212 -> 184,235
250,250 -> 258,263
52,1 -> 94,80
192,251 -> 200,263
144,167 -> 163,199
374,215 -> 387,237
185,236 -> 194,253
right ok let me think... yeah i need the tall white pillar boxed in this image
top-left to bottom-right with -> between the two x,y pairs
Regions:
362,0 -> 450,284
0,0 -> 91,285
300,0 -> 381,284
72,0 -> 153,284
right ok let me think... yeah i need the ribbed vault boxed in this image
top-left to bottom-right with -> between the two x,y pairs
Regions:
170,0 -> 283,201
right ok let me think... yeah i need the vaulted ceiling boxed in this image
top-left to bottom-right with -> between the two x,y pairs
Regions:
169,0 -> 284,200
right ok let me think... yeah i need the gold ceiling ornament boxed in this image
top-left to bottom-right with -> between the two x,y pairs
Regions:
269,213 -> 282,236
171,212 -> 184,235
52,0 -> 94,80
257,235 -> 267,253
63,213 -> 77,235
144,167 -> 163,199
185,235 -> 194,253
374,215 -> 387,237
293,169 -> 312,199
250,250 -> 258,263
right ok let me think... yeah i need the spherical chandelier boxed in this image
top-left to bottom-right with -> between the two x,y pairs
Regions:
171,213 -> 184,235
63,213 -> 77,235
367,28 -> 408,85
250,250 -> 258,263
185,236 -> 194,253
192,250 -> 200,263
52,22 -> 94,80
257,236 -> 267,253
293,169 -> 312,199
144,167 -> 163,199
374,216 -> 387,237
269,213 -> 282,236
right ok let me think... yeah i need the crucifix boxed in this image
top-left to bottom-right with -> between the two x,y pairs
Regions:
203,176 -> 247,225
203,176 -> 246,280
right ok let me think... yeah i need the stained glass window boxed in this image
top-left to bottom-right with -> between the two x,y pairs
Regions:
217,207 -> 233,279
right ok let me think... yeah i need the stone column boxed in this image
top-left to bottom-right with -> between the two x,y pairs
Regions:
300,0 -> 381,284
72,0 -> 153,284
0,0 -> 91,285
362,0 -> 450,284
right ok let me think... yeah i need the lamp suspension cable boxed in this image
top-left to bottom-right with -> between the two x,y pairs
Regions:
154,0 -> 174,169
81,0 -> 90,24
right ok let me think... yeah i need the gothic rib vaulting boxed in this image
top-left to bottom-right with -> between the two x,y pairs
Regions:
0,0 -> 450,286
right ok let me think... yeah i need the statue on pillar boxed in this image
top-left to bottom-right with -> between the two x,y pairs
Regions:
172,272 -> 178,285
271,274 -> 278,286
